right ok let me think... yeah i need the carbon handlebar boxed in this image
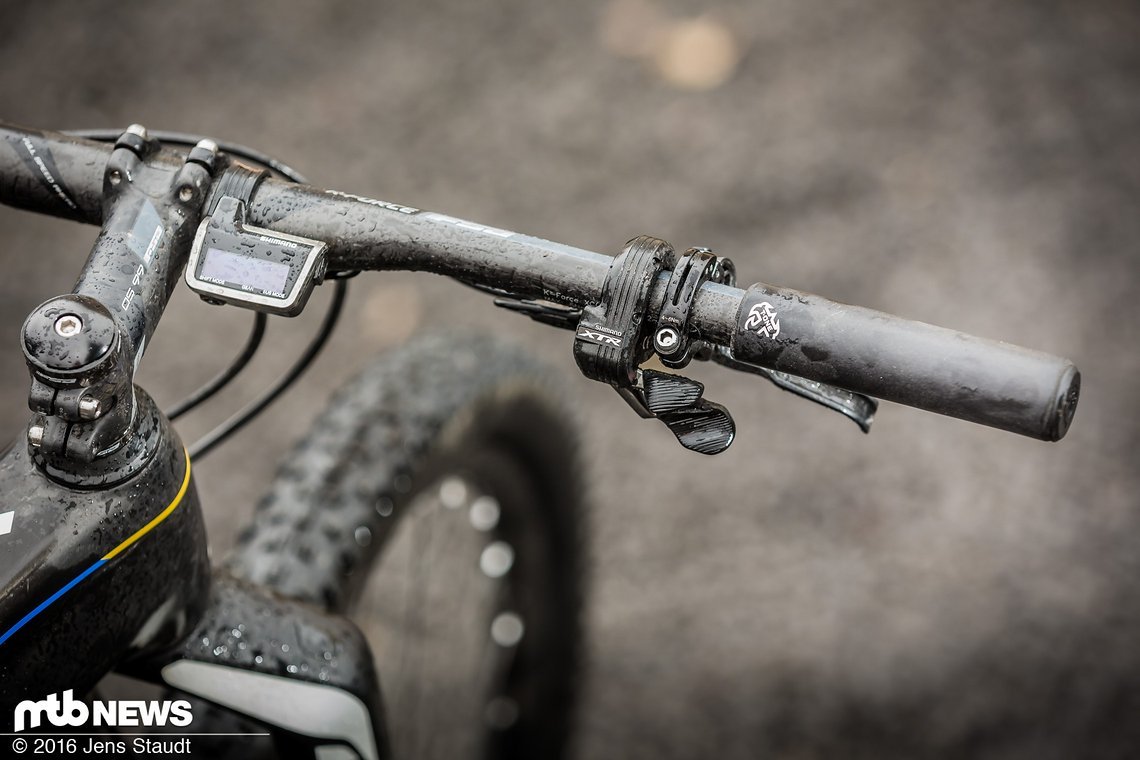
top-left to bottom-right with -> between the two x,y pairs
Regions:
0,124 -> 1080,441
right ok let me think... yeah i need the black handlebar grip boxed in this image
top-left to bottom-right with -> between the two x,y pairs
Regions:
730,284 -> 1080,441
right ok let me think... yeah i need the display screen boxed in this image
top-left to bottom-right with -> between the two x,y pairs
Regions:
199,247 -> 291,298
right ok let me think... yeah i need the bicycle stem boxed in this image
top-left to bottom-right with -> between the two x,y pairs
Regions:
17,127 -> 215,478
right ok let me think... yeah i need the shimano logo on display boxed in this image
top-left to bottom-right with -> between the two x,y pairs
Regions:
13,689 -> 193,733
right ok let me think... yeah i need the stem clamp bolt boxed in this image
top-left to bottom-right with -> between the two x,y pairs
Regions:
654,327 -> 680,352
78,397 -> 102,420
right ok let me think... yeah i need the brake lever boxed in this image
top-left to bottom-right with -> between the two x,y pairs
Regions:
569,236 -> 738,455
710,347 -> 877,433
492,296 -> 582,330
457,279 -> 584,329
484,239 -> 874,450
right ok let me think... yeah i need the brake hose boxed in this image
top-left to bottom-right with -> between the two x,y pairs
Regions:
187,279 -> 347,460
166,312 -> 267,421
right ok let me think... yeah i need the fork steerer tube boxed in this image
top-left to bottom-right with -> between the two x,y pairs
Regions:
0,125 -> 1080,441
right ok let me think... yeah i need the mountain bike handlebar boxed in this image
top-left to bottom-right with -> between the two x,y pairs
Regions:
0,124 -> 1080,442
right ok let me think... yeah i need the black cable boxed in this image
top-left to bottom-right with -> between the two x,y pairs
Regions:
64,129 -> 310,184
187,279 -> 347,461
166,312 -> 267,421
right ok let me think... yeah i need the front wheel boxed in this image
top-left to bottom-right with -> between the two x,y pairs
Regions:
227,332 -> 587,760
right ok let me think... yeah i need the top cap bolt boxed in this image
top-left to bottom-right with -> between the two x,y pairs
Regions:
54,314 -> 83,337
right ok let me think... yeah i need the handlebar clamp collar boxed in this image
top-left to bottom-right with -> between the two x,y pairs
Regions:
573,235 -> 675,387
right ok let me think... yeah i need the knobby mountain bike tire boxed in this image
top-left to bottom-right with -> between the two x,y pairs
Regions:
222,332 -> 586,760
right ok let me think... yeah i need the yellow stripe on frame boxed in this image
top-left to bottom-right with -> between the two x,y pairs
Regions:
101,448 -> 192,561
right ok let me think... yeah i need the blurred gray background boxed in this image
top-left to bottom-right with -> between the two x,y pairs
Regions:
2,1 -> 1138,757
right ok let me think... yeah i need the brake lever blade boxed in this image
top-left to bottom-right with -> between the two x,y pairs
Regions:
455,278 -> 583,329
492,297 -> 582,330
711,348 -> 877,433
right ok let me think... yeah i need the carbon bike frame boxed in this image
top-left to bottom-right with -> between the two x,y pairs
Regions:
0,123 -> 1082,758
